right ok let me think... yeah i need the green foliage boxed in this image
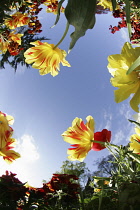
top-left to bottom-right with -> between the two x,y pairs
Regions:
93,154 -> 118,177
111,0 -> 117,11
65,0 -> 97,51
0,0 -> 29,24
90,144 -> 140,210
53,0 -> 65,26
0,28 -> 49,71
127,55 -> 140,74
128,119 -> 140,129
125,0 -> 132,38
57,160 -> 91,185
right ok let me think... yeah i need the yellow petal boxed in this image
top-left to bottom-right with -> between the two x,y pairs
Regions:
3,150 -> 21,164
62,116 -> 94,161
130,85 -> 140,112
24,41 -> 70,76
108,42 -> 140,112
114,83 -> 139,103
129,127 -> 140,153
86,115 -> 95,132
6,115 -> 14,125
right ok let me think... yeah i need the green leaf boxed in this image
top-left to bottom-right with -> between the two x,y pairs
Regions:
128,119 -> 140,128
65,0 -> 97,51
126,56 -> 140,74
111,0 -> 117,11
125,0 -> 131,39
53,0 -> 65,27
128,153 -> 140,164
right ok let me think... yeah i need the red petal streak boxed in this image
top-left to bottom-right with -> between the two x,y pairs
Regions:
27,52 -> 33,55
80,121 -> 88,131
68,144 -> 80,150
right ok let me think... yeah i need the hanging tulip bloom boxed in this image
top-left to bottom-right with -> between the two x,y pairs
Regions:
0,111 -> 14,142
24,41 -> 71,76
0,137 -> 21,163
62,116 -> 111,161
4,12 -> 30,29
0,111 -> 20,163
108,42 -> 140,112
129,127 -> 140,154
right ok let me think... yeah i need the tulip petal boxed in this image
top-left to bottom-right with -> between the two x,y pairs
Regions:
108,42 -> 140,112
24,41 -> 70,76
62,116 -> 94,161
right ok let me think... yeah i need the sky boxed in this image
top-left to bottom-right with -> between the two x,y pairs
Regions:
0,4 -> 138,187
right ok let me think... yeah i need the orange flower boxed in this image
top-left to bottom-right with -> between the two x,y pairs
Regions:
43,0 -> 58,5
9,32 -> 23,45
0,37 -> 9,54
4,12 -> 30,29
0,31 -> 10,54
0,31 -> 23,54
8,43 -> 23,56
94,188 -> 102,192
44,0 -> 65,14
24,41 -> 71,76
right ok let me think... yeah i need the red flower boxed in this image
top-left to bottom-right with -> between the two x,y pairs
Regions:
92,129 -> 111,151
1,171 -> 27,201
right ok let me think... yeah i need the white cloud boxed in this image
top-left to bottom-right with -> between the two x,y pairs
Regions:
104,118 -> 112,130
113,129 -> 125,144
0,134 -> 42,187
103,111 -> 112,130
112,103 -> 135,145
119,103 -> 133,119
17,134 -> 40,162
125,126 -> 134,143
103,111 -> 112,121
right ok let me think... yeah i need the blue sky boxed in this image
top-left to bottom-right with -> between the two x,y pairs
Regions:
0,6 -> 137,187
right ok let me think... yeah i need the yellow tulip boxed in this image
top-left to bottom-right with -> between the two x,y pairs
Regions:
62,116 -> 95,161
24,41 -> 71,76
0,137 -> 20,163
4,12 -> 30,29
0,111 -> 14,142
108,42 -> 140,112
129,127 -> 140,154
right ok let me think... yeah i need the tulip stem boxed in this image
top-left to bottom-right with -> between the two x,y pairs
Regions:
91,140 -> 120,149
53,21 -> 69,49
